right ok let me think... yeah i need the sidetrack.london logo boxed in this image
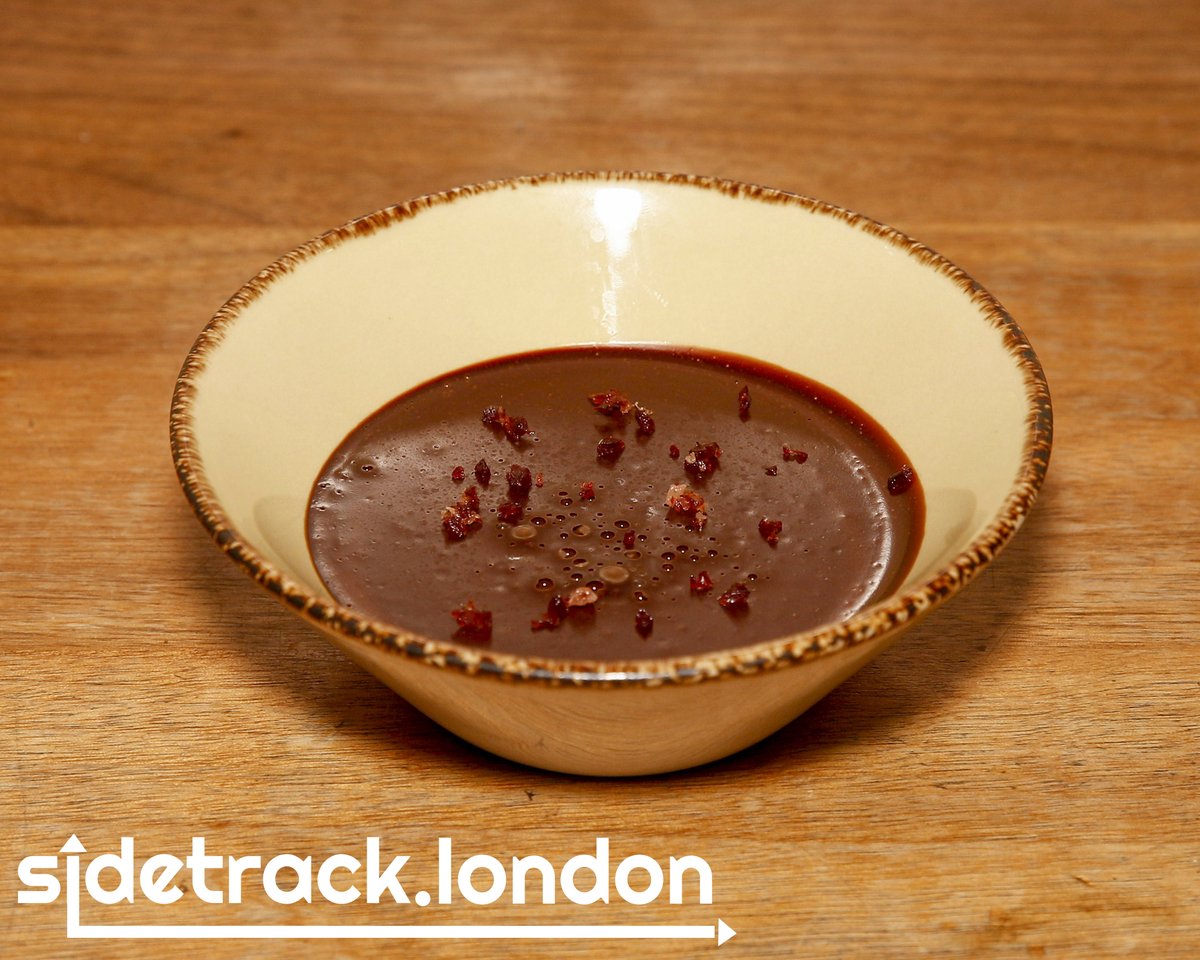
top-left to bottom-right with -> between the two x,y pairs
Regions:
17,834 -> 736,946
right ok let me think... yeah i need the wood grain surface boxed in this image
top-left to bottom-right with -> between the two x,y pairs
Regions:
2,1 -> 1197,956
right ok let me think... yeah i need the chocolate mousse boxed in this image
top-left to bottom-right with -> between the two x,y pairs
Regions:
307,346 -> 924,660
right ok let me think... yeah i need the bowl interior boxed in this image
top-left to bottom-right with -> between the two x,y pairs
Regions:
181,174 -> 1038,656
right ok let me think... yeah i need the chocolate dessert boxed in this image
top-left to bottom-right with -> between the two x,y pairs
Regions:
307,346 -> 923,660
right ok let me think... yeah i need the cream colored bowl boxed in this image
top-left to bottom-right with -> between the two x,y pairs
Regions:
171,172 -> 1051,776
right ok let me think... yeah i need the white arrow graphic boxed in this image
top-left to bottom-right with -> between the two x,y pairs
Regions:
68,921 -> 736,944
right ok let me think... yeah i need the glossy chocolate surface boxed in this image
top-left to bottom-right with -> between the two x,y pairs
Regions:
307,347 -> 923,659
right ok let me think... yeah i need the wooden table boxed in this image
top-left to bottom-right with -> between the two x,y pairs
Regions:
3,2 -> 1197,956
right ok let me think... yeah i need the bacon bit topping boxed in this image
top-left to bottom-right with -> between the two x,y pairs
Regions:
531,594 -> 569,631
580,481 -> 596,501
634,403 -> 656,437
530,588 -> 597,632
596,436 -> 625,463
689,570 -> 714,594
441,486 -> 482,541
450,601 -> 492,644
566,585 -> 599,608
506,464 -> 533,498
589,389 -> 656,438
782,445 -> 808,464
668,444 -> 680,460
481,405 -> 531,444
496,500 -> 525,524
888,464 -> 916,496
473,459 -> 491,485
717,581 -> 750,612
758,518 -> 783,546
622,530 -> 636,549
666,482 -> 708,531
589,389 -> 633,418
765,465 -> 779,476
738,385 -> 751,421
683,442 -> 722,481
535,472 -> 544,488
634,609 -> 654,637
450,465 -> 465,483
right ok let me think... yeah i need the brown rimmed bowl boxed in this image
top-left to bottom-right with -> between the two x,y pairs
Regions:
171,172 -> 1052,776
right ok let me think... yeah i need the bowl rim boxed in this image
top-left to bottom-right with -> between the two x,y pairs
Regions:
170,170 -> 1053,688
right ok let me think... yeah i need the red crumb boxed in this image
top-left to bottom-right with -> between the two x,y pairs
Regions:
623,530 -> 636,549
635,609 -> 654,637
441,486 -> 482,541
634,404 -> 656,437
450,465 -> 465,482
496,500 -> 524,524
481,405 -> 532,444
718,582 -> 751,612
596,436 -> 626,463
666,482 -> 709,531
580,481 -> 596,501
689,570 -> 714,594
765,465 -> 779,476
888,464 -> 916,496
566,585 -> 599,608
535,472 -> 544,488
474,459 -> 491,485
450,601 -> 492,644
668,444 -> 680,460
589,390 -> 655,438
782,445 -> 809,464
589,389 -> 633,418
506,464 -> 533,498
738,385 -> 751,421
531,594 -> 569,631
683,442 -> 722,481
758,517 -> 783,546
529,589 -> 598,633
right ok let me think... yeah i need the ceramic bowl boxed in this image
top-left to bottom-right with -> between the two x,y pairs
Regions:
171,172 -> 1052,776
